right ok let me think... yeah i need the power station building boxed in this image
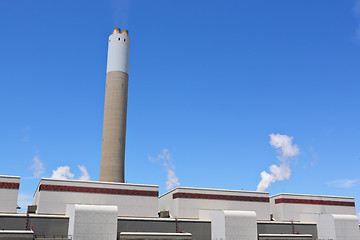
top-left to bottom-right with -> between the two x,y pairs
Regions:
0,29 -> 359,240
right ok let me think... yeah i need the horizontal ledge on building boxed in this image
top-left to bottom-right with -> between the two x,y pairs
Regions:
173,192 -> 269,202
38,184 -> 158,197
159,186 -> 269,198
274,198 -> 355,206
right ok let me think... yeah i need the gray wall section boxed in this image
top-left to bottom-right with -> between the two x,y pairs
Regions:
118,218 -> 211,240
257,222 -> 318,239
0,215 -> 210,240
0,215 -> 69,238
0,231 -> 34,240
0,215 -> 318,240
100,71 -> 129,183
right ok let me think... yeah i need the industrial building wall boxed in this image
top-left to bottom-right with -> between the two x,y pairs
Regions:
159,187 -> 270,220
34,178 -> 159,217
0,175 -> 20,213
270,193 -> 356,221
0,214 -> 210,240
0,214 -> 69,238
117,218 -> 211,240
257,221 -> 318,239
0,230 -> 34,240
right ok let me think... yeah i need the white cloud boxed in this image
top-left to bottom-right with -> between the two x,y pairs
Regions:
50,165 -> 90,180
257,134 -> 299,192
78,165 -> 90,181
148,149 -> 180,190
328,179 -> 358,188
31,156 -> 44,178
51,166 -> 74,179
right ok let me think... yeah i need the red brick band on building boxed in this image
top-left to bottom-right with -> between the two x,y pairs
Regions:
39,184 -> 158,197
0,182 -> 20,189
275,198 -> 355,207
173,192 -> 269,202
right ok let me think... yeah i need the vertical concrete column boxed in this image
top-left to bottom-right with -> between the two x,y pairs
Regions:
100,28 -> 130,183
66,204 -> 118,240
199,210 -> 258,240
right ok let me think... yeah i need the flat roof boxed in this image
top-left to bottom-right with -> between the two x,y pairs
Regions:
270,192 -> 354,200
259,234 -> 313,237
38,178 -> 158,188
118,216 -> 211,223
159,186 -> 269,198
0,175 -> 20,179
0,213 -> 210,223
0,230 -> 34,233
0,213 -> 69,219
257,220 -> 316,225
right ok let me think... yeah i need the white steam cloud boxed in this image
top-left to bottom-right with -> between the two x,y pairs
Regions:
31,156 -> 44,178
269,133 -> 299,160
78,165 -> 90,181
51,165 -> 90,180
148,149 -> 180,190
257,134 -> 299,192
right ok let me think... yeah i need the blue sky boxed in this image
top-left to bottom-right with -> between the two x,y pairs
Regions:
0,0 -> 360,215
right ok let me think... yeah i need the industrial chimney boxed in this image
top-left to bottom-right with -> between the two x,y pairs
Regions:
99,28 -> 130,183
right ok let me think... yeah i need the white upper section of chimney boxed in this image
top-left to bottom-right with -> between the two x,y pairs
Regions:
106,30 -> 130,74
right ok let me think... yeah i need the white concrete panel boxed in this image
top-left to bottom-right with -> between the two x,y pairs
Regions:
199,210 -> 257,240
34,178 -> 158,217
66,204 -> 118,240
0,189 -> 19,213
199,210 -> 226,240
0,175 -> 20,213
300,214 -> 336,240
107,30 -> 130,74
224,211 -> 257,240
332,214 -> 360,240
159,187 -> 269,220
300,213 -> 360,240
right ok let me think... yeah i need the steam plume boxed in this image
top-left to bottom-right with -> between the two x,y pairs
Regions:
78,165 -> 90,181
269,133 -> 299,159
31,156 -> 44,178
257,134 -> 299,191
148,149 -> 180,190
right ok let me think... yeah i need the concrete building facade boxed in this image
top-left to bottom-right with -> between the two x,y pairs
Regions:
33,178 -> 158,217
0,175 -> 20,213
159,187 -> 270,220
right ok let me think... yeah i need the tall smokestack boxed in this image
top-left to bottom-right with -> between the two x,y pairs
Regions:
99,28 -> 130,183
